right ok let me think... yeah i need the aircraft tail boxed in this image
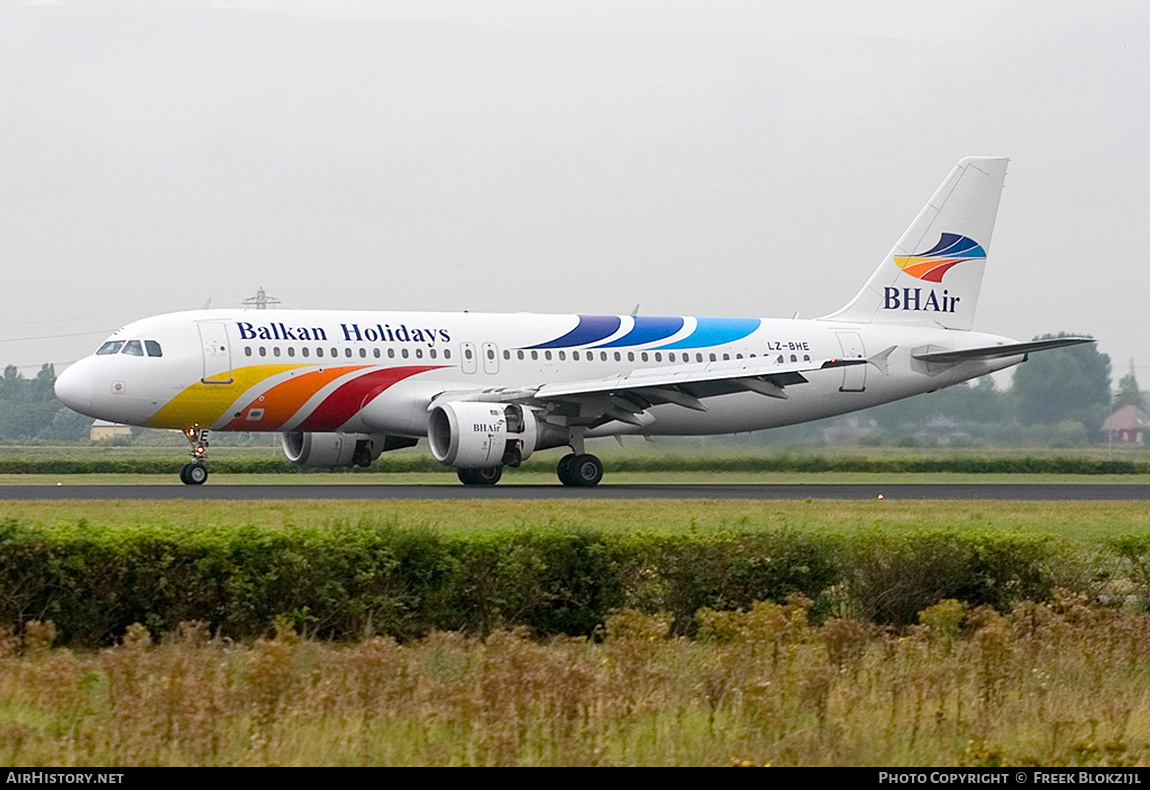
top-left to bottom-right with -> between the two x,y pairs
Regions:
819,156 -> 1008,331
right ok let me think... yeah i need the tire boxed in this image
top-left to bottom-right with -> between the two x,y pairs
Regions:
556,453 -> 577,486
458,467 -> 502,486
178,463 -> 190,485
570,454 -> 603,487
185,463 -> 208,486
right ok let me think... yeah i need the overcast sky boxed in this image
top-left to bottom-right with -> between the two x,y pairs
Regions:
1,0 -> 1147,386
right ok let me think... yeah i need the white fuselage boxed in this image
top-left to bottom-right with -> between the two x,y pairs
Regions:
56,308 -> 1023,440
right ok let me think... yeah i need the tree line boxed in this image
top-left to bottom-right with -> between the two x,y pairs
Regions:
0,364 -> 91,441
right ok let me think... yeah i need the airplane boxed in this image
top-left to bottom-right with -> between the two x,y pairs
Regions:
54,157 -> 1090,487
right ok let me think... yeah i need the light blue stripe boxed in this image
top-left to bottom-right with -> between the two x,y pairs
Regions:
657,317 -> 761,349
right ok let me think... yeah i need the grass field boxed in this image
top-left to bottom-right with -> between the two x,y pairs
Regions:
4,599 -> 1150,766
3,483 -> 1150,766
4,498 -> 1150,540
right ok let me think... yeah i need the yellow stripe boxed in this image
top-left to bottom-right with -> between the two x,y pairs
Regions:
144,364 -> 304,429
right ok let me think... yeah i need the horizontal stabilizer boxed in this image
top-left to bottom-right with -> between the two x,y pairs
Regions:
912,337 -> 1093,364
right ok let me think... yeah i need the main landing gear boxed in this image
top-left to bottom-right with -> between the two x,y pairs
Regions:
556,453 -> 603,487
180,426 -> 210,486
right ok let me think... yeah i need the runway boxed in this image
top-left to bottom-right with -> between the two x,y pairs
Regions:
3,483 -> 1150,500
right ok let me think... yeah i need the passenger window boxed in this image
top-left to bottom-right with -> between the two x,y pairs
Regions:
259,347 -> 267,357
558,351 -> 565,361
504,350 -> 510,360
517,351 -> 524,360
402,349 -> 409,359
465,348 -> 473,360
709,353 -> 716,362
388,348 -> 395,359
531,351 -> 538,361
627,352 -> 634,362
614,352 -> 621,362
600,352 -> 607,361
668,353 -> 676,363
273,347 -> 281,357
790,354 -> 797,362
317,348 -> 324,358
641,353 -> 649,362
288,347 -> 295,358
572,351 -> 579,361
359,348 -> 367,358
696,353 -> 703,363
96,341 -> 124,355
302,347 -> 310,358
444,350 -> 451,360
244,347 -> 253,357
545,351 -> 552,361
416,349 -> 423,359
430,349 -> 437,359
345,348 -> 352,358
122,340 -> 144,356
488,349 -> 495,360
373,348 -> 380,358
145,340 -> 163,357
654,353 -> 662,362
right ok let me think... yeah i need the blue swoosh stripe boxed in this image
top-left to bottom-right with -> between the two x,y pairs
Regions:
918,233 -> 985,258
596,316 -> 684,348
526,315 -> 622,349
657,317 -> 761,349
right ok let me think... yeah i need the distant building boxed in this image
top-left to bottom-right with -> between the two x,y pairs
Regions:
90,420 -> 131,441
1102,405 -> 1150,445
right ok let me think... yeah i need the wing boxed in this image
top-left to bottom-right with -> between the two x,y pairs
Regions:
429,356 -> 864,429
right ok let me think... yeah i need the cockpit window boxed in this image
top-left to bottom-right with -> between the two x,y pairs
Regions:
96,341 -> 124,355
145,340 -> 163,357
122,340 -> 144,356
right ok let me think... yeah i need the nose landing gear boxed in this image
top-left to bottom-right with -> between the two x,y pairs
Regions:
180,426 -> 210,486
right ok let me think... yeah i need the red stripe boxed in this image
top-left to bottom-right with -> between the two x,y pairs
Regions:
295,366 -> 442,432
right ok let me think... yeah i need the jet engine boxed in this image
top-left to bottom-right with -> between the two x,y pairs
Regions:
281,431 -> 416,468
428,402 -> 564,469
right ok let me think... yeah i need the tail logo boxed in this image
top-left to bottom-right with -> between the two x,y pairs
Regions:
893,233 -> 985,283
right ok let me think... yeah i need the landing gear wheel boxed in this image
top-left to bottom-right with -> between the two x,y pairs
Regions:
458,466 -> 503,486
182,462 -> 208,486
570,454 -> 603,487
556,453 -> 577,486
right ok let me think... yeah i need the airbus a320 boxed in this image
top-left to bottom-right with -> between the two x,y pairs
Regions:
54,157 -> 1089,486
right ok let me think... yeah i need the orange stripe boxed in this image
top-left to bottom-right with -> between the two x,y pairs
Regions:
144,364 -> 304,429
223,366 -> 369,431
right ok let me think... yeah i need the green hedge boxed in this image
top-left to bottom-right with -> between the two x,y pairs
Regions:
0,518 -> 1120,646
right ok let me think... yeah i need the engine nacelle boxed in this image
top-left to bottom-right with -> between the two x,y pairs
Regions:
428,402 -> 552,468
281,432 -> 413,468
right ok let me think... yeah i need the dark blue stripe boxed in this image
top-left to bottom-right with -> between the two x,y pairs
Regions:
596,316 -> 684,348
526,315 -> 622,349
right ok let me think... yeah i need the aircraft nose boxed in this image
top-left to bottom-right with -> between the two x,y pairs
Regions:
55,363 -> 94,412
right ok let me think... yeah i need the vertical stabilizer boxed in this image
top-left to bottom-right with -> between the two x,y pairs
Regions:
819,157 -> 1008,330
